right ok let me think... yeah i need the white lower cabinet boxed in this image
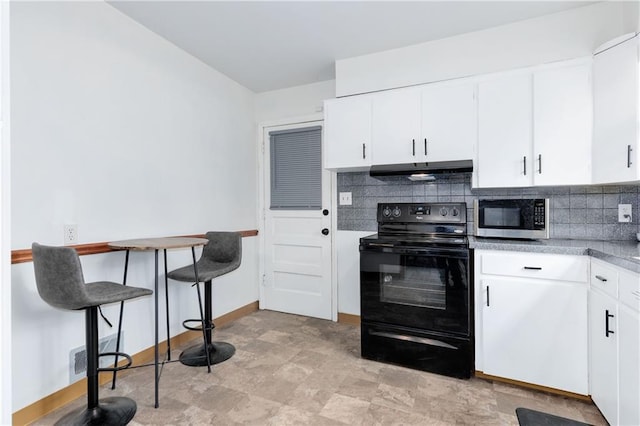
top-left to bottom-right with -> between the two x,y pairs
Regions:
475,251 -> 640,422
590,258 -> 640,426
475,250 -> 589,395
589,287 -> 619,424
618,304 -> 640,426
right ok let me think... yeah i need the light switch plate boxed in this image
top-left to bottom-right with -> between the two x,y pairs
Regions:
339,192 -> 352,206
618,204 -> 632,223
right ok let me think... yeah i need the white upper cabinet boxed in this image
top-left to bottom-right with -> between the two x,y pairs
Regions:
534,63 -> 592,186
324,96 -> 372,170
371,82 -> 477,166
593,34 -> 640,184
371,89 -> 421,165
476,59 -> 592,188
477,72 -> 533,188
421,82 -> 476,162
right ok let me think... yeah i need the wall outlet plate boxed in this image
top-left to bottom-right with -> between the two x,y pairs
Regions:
618,204 -> 632,223
64,224 -> 78,245
339,192 -> 352,206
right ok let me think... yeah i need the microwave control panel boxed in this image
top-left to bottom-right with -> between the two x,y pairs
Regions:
533,199 -> 546,228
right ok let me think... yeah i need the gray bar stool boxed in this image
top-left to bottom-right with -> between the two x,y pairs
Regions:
32,243 -> 152,425
167,231 -> 241,367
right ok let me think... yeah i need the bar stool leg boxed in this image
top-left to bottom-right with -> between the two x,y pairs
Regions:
55,307 -> 137,425
179,279 -> 235,367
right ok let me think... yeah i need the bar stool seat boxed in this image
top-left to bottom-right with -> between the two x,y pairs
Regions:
32,243 -> 152,425
167,231 -> 241,367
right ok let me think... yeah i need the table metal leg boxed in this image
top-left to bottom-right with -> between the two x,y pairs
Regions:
154,249 -> 159,409
163,249 -> 171,361
112,249 -> 130,390
191,247 -> 212,373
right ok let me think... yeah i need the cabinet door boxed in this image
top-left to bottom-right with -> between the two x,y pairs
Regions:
482,278 -> 588,394
589,290 -> 618,425
324,97 -> 372,170
477,73 -> 533,188
421,82 -> 476,162
593,35 -> 639,184
371,89 -> 421,165
618,305 -> 640,426
534,63 -> 592,186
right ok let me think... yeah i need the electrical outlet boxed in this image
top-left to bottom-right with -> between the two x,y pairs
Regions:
618,204 -> 633,223
339,192 -> 352,206
64,224 -> 78,245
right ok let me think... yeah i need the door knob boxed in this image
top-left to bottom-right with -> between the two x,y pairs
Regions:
321,228 -> 329,236
322,209 -> 329,216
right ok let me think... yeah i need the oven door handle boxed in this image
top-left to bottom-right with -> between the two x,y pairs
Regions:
369,330 -> 458,350
360,245 -> 469,257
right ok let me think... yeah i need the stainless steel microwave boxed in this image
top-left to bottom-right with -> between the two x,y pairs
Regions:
474,199 -> 549,239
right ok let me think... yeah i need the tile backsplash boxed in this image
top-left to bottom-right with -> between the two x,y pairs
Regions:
337,172 -> 640,241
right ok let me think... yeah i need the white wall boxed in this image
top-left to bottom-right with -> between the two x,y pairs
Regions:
336,2 -> 631,96
11,2 -> 258,412
0,1 -> 11,423
255,79 -> 335,124
336,231 -> 369,315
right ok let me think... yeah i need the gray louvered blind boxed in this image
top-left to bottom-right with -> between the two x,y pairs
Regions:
270,126 -> 321,210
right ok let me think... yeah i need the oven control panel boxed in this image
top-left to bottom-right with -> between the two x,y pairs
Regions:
378,203 -> 466,223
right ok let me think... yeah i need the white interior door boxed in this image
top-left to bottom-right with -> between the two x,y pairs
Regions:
261,122 -> 333,320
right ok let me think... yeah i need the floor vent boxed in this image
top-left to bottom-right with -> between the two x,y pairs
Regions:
69,332 -> 123,383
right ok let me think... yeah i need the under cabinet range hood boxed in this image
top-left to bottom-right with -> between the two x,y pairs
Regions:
369,160 -> 473,181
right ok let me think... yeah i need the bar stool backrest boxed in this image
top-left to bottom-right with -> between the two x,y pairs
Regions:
203,231 -> 242,266
32,242 -> 91,311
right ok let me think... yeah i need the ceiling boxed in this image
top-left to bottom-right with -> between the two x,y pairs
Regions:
109,1 -> 596,93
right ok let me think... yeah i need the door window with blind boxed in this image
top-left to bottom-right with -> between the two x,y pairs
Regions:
269,126 -> 322,210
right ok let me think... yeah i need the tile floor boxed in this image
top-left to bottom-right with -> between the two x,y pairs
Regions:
34,310 -> 606,425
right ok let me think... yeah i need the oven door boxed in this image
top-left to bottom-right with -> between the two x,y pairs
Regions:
360,244 -> 470,336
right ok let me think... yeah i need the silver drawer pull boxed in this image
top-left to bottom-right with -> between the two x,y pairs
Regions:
523,266 -> 542,270
369,330 -> 457,350
595,275 -> 608,282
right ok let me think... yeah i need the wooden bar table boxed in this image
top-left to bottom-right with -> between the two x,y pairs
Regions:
108,237 -> 208,408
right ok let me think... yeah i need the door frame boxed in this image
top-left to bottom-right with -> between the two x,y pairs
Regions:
257,115 -> 338,321
0,1 -> 11,422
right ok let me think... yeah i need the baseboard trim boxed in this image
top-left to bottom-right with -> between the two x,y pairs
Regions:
474,371 -> 591,402
337,312 -> 360,326
12,301 -> 260,425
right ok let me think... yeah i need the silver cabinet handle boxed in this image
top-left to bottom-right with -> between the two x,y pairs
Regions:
595,275 -> 608,282
412,139 -> 416,156
523,266 -> 542,270
362,143 -> 366,159
424,138 -> 427,156
628,145 -> 633,168
523,156 -> 527,175
486,286 -> 490,307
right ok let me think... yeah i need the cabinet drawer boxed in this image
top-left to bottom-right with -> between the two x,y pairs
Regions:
480,251 -> 588,282
591,259 -> 619,298
619,268 -> 640,312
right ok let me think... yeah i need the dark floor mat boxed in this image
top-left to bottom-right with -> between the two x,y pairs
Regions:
516,408 -> 592,426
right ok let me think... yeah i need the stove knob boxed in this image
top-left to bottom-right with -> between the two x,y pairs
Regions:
451,208 -> 459,217
382,206 -> 391,217
439,207 -> 448,217
392,206 -> 401,217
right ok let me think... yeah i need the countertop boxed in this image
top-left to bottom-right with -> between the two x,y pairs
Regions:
469,237 -> 640,274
